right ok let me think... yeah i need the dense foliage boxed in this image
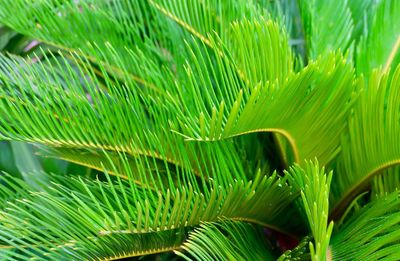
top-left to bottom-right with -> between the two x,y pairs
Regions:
0,0 -> 399,260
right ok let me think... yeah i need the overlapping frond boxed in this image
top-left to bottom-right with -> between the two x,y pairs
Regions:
298,0 -> 354,59
371,166 -> 400,200
0,50 -> 254,190
0,0 -> 171,85
176,221 -> 274,260
330,192 -> 400,260
0,161 -> 298,259
149,0 -> 257,47
331,65 -> 400,219
347,0 -> 374,41
180,50 -> 358,165
356,0 -> 400,74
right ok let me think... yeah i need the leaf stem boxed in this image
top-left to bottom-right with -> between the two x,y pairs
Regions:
330,159 -> 400,220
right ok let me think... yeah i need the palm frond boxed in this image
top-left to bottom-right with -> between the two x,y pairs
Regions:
331,64 -> 400,219
287,161 -> 333,261
0,0 -> 170,84
371,166 -> 400,200
149,0 -> 257,48
176,221 -> 274,260
0,50 -> 253,189
179,49 -> 358,165
298,0 -> 354,59
226,17 -> 293,87
330,192 -> 400,260
356,0 -> 400,74
0,152 -> 299,259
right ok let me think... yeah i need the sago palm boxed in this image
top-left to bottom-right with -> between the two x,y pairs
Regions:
0,0 -> 399,260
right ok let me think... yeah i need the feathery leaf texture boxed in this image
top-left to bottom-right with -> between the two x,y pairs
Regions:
332,64 -> 400,219
356,0 -> 400,74
298,0 -> 354,59
287,161 -> 333,261
176,221 -> 274,260
330,192 -> 400,260
180,51 -> 358,166
0,0 -> 398,259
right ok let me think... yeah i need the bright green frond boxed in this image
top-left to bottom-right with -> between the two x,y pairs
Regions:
180,51 -> 358,166
371,166 -> 400,200
0,160 -> 299,259
176,221 -> 274,261
298,0 -> 354,59
227,17 -> 293,87
287,161 -> 333,261
0,1 -> 170,81
330,192 -> 400,260
347,0 -> 375,41
0,51 -> 252,189
356,0 -> 400,74
149,0 -> 257,47
331,65 -> 400,219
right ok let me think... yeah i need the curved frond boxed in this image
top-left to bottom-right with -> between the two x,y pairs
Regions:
180,51 -> 358,165
176,221 -> 274,261
330,192 -> 400,260
149,0 -> 257,48
371,166 -> 400,200
0,51 -> 251,189
331,65 -> 400,219
0,156 -> 300,259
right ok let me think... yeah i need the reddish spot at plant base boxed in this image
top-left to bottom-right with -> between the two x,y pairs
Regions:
264,228 -> 299,251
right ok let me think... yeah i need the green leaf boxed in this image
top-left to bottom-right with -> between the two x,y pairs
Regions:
287,161 -> 334,261
331,64 -> 400,219
180,50 -> 358,166
330,192 -> 400,260
298,0 -> 354,59
10,141 -> 45,189
226,17 -> 294,87
356,0 -> 400,74
0,153 -> 300,259
176,221 -> 274,260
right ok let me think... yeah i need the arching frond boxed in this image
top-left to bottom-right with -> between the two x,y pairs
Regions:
371,166 -> 400,200
0,154 -> 300,260
0,51 -> 252,190
331,65 -> 400,219
298,0 -> 354,59
176,221 -> 274,261
180,50 -> 358,165
330,192 -> 400,260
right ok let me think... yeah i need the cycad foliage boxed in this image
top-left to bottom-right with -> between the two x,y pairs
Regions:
0,0 -> 399,260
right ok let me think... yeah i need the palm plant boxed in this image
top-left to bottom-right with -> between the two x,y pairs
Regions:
0,0 -> 399,260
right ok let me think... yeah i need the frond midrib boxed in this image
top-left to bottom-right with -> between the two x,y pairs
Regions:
330,159 -> 400,220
